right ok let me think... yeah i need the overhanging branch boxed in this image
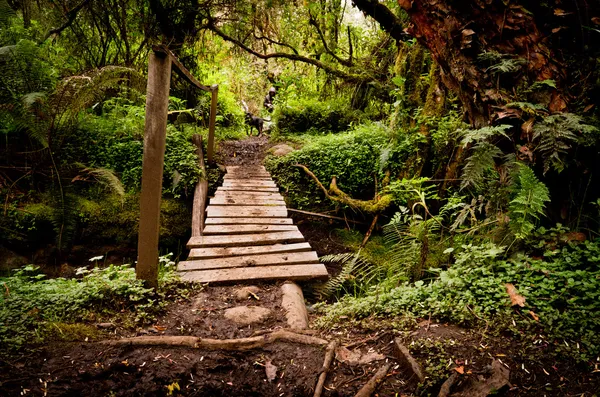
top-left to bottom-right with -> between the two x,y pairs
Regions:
206,21 -> 369,84
41,0 -> 93,43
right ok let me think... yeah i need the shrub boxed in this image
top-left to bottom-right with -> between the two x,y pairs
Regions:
274,97 -> 365,134
319,239 -> 600,361
265,122 -> 392,209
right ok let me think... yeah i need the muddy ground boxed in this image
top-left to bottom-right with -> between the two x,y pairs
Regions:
1,136 -> 599,396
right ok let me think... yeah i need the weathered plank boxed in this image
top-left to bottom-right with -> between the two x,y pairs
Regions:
214,191 -> 283,199
180,264 -> 329,283
222,180 -> 277,187
187,231 -> 304,248
217,186 -> 280,193
203,224 -> 298,235
226,165 -> 267,172
205,217 -> 293,225
210,197 -> 285,206
178,251 -> 319,271
188,242 -> 312,259
207,206 -> 287,218
224,175 -> 272,180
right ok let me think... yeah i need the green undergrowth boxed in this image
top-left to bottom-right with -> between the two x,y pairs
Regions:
318,240 -> 600,361
265,122 -> 392,209
273,97 -> 367,135
333,229 -> 389,268
0,255 -> 194,352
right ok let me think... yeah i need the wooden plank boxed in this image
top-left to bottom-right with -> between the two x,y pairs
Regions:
209,197 -> 285,206
136,51 -> 172,290
152,44 -> 211,92
179,264 -> 329,283
224,175 -> 272,180
227,165 -> 266,172
217,186 -> 280,193
207,206 -> 287,218
203,224 -> 298,235
188,242 -> 312,259
214,191 -> 283,199
205,218 -> 293,225
178,251 -> 320,271
222,180 -> 276,187
187,231 -> 304,248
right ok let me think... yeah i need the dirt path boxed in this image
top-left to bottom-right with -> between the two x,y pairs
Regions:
217,135 -> 271,165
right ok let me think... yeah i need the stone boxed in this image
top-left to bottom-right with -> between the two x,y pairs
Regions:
270,144 -> 294,157
234,286 -> 261,301
97,322 -> 115,329
224,306 -> 272,326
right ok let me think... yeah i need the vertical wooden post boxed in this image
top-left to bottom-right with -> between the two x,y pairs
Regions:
136,52 -> 172,289
207,84 -> 218,164
191,134 -> 208,237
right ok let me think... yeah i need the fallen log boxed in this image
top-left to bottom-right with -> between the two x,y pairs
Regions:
102,330 -> 328,350
354,363 -> 392,397
313,340 -> 338,397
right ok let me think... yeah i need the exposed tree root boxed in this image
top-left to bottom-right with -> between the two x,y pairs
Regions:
101,330 -> 328,350
354,363 -> 392,397
313,340 -> 338,397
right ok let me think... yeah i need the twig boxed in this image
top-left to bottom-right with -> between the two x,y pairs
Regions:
314,340 -> 338,397
354,363 -> 392,397
287,208 -> 367,225
360,214 -> 379,248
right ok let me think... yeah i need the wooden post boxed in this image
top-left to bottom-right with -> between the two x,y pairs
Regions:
136,52 -> 172,289
207,84 -> 218,164
191,134 -> 208,236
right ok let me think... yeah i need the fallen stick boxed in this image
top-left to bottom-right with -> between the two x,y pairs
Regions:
287,208 -> 367,225
354,363 -> 392,397
438,373 -> 459,397
314,340 -> 338,397
102,330 -> 328,350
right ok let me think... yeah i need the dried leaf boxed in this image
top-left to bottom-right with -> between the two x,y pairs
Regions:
554,9 -> 571,16
455,366 -> 465,374
584,104 -> 595,113
154,325 -> 167,331
336,346 -> 385,365
265,360 -> 277,382
529,311 -> 539,321
592,17 -> 600,25
505,283 -> 526,307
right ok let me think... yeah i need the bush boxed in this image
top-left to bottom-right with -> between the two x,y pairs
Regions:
265,122 -> 392,209
274,97 -> 366,135
319,239 -> 600,361
0,258 -> 184,350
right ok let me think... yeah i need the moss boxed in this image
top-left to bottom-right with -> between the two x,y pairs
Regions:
40,322 -> 101,342
334,229 -> 390,268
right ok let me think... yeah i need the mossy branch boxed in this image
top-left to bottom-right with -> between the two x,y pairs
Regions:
294,164 -> 393,214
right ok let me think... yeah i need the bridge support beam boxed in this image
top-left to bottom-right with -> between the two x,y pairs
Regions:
136,51 -> 172,289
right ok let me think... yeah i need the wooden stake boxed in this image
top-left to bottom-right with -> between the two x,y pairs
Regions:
136,51 -> 171,289
191,134 -> 208,236
207,85 -> 218,163
354,363 -> 392,397
314,340 -> 338,397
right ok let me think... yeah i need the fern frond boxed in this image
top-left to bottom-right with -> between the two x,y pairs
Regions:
459,124 -> 511,146
317,252 -> 375,298
533,113 -> 596,174
86,167 -> 126,198
508,165 -> 550,239
460,142 -> 502,189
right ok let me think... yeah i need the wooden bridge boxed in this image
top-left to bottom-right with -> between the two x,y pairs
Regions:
177,165 -> 329,284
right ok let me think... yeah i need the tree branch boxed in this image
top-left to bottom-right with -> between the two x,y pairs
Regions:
206,20 -> 368,84
308,13 -> 352,67
350,0 -> 409,42
41,0 -> 93,43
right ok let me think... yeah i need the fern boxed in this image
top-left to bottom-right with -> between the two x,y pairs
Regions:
460,142 -> 502,189
478,52 -> 526,74
459,124 -> 511,146
505,101 -> 547,115
533,113 -> 596,174
508,165 -> 550,239
317,252 -> 376,298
